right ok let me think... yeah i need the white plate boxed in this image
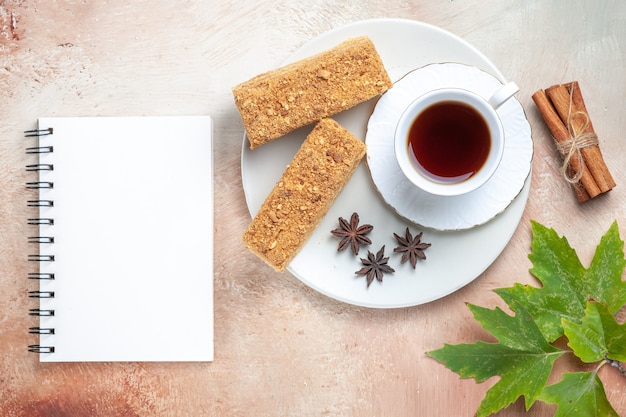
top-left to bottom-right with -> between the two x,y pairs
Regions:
367,63 -> 533,231
241,18 -> 532,308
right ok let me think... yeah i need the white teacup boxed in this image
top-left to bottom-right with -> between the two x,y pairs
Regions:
394,81 -> 519,196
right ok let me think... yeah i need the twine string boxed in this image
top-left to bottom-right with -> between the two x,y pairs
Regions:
556,87 -> 599,184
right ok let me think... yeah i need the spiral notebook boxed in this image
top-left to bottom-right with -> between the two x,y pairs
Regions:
26,116 -> 214,362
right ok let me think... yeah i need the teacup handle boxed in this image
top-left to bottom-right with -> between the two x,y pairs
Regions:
487,81 -> 519,110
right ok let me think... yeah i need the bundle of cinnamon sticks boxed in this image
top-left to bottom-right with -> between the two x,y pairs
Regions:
532,81 -> 615,202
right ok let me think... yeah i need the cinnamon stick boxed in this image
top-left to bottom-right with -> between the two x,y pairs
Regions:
532,81 -> 615,202
571,180 -> 591,202
531,89 -> 599,201
545,84 -> 614,194
565,81 -> 616,191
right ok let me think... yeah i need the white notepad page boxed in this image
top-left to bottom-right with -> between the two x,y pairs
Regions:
34,116 -> 214,362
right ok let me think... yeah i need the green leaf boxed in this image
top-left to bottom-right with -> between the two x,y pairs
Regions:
563,300 -> 626,363
427,300 -> 564,417
496,220 -> 626,342
539,372 -> 620,417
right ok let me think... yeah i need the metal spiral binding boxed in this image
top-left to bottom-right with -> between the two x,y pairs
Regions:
28,272 -> 55,280
26,127 -> 56,355
28,345 -> 55,353
29,309 -> 55,316
28,254 -> 55,262
29,327 -> 55,335
26,163 -> 54,172
27,218 -> 54,225
28,291 -> 55,298
28,236 -> 54,244
25,145 -> 53,154
24,127 -> 53,137
26,181 -> 54,189
27,200 -> 54,207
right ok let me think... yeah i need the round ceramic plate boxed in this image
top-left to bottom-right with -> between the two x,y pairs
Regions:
366,63 -> 533,231
241,18 -> 532,308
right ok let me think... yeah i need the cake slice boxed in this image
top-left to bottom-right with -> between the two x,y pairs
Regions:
233,36 -> 392,149
242,118 -> 366,272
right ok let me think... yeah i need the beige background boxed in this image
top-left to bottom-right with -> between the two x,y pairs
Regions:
1,1 -> 625,416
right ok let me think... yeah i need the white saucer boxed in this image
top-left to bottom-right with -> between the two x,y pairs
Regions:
241,19 -> 532,308
366,63 -> 533,231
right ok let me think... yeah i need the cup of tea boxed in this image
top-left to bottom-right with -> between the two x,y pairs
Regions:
394,81 -> 519,196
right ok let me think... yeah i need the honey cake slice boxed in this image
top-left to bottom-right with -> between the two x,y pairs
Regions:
233,36 -> 391,149
242,118 -> 366,272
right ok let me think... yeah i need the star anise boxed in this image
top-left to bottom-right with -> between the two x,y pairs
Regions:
331,212 -> 373,255
355,245 -> 395,287
393,227 -> 431,269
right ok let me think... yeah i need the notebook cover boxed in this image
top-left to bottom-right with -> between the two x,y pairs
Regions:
30,116 -> 214,362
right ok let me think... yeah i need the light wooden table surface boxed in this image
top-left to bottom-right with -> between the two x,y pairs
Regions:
1,1 -> 625,416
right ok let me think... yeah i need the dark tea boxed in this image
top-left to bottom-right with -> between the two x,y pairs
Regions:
407,100 -> 491,182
